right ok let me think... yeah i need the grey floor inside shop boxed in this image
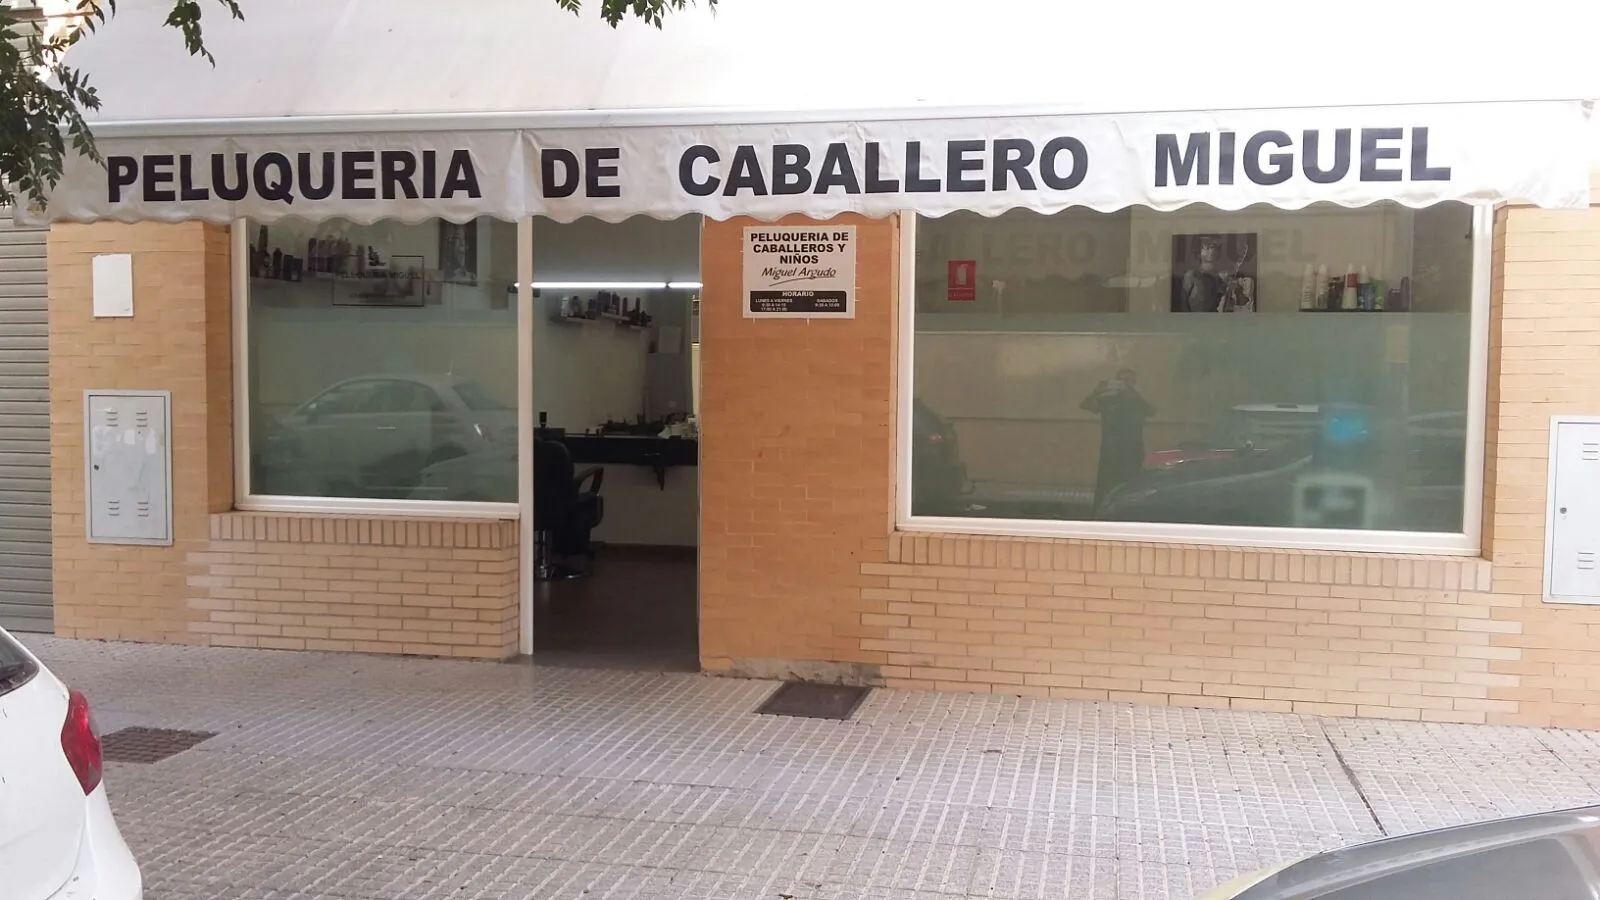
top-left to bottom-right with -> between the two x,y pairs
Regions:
532,545 -> 699,672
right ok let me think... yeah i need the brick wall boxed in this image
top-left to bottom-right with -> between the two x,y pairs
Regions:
189,513 -> 518,659
49,221 -> 233,643
47,221 -> 518,662
699,206 -> 1600,728
697,215 -> 897,680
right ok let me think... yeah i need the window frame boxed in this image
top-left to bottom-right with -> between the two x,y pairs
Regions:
893,205 -> 1493,556
230,219 -> 520,519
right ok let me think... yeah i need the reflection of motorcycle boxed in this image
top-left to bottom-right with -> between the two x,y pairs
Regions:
1143,439 -> 1258,470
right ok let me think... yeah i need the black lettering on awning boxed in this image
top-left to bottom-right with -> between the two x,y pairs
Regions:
679,146 -> 720,197
1302,129 -> 1351,184
213,153 -> 249,202
441,149 -> 481,198
1155,133 -> 1210,187
584,147 -> 621,199
813,143 -> 860,194
380,150 -> 418,200
542,148 -> 581,198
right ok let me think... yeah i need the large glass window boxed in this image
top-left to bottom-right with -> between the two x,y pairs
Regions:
246,217 -> 518,504
908,202 -> 1477,543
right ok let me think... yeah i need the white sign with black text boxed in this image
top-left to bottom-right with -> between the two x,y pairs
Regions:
742,226 -> 856,319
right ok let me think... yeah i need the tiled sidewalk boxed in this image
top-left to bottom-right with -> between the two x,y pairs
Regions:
24,636 -> 1600,900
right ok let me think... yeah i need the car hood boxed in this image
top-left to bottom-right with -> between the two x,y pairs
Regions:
1214,805 -> 1600,899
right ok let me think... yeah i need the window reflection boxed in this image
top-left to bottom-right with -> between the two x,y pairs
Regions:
910,202 -> 1473,535
247,217 -> 518,503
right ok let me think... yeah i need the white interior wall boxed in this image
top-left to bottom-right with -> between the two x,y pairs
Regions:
532,215 -> 702,547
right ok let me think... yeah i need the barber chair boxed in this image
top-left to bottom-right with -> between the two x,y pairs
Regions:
533,438 -> 605,581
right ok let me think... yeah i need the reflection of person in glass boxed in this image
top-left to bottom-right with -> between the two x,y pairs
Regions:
1081,368 -> 1156,512
1179,237 -> 1226,312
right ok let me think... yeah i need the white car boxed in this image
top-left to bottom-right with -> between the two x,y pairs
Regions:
0,627 -> 142,900
256,374 -> 515,498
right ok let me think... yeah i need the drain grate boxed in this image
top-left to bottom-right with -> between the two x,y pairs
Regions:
100,727 -> 217,763
756,682 -> 870,720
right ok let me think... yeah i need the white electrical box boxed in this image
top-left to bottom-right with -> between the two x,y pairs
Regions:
84,390 -> 173,546
1543,417 -> 1600,604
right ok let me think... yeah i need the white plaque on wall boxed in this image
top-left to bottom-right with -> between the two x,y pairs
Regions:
91,253 -> 134,318
742,226 -> 856,319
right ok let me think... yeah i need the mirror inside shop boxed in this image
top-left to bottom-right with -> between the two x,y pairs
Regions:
245,214 -> 703,669
911,201 -> 1475,536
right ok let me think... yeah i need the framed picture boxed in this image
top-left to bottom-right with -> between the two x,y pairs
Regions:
438,220 -> 479,286
1171,233 -> 1257,313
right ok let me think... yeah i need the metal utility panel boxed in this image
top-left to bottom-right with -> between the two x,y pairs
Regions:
1543,417 -> 1600,604
84,390 -> 173,546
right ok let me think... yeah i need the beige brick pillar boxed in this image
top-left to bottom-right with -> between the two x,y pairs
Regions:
696,214 -> 899,682
47,222 -> 234,642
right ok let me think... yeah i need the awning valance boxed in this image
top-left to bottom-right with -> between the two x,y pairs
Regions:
19,0 -> 1600,225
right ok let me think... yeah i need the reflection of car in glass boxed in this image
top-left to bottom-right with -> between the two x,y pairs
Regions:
1104,409 -> 1466,530
1143,439 -> 1264,471
411,443 -> 516,503
910,398 -> 969,516
260,375 -> 514,499
1202,804 -> 1600,899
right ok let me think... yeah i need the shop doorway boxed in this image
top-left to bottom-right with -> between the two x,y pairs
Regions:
526,215 -> 701,671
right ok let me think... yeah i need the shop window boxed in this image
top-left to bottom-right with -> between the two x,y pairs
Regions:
245,217 -> 518,504
907,202 -> 1479,548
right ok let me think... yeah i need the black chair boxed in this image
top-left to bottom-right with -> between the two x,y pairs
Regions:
533,438 -> 605,580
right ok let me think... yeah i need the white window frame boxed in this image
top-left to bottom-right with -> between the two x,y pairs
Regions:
230,218 -> 522,520
894,205 -> 1493,556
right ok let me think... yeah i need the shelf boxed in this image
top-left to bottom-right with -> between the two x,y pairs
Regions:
549,313 -> 649,331
1299,308 -> 1411,313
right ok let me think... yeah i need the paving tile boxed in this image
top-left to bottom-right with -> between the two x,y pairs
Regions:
20,635 -> 1600,900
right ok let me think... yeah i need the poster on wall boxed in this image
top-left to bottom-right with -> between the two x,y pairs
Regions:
742,226 -> 856,318
1171,233 -> 1257,313
947,260 -> 977,301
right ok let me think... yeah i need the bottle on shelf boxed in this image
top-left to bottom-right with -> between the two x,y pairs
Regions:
1357,265 -> 1372,311
1298,264 -> 1316,311
1340,264 -> 1359,311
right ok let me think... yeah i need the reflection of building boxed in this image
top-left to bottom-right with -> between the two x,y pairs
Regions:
21,0 -> 1600,729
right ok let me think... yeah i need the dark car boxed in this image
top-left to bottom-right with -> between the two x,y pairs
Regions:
1100,409 -> 1467,531
910,398 -> 969,516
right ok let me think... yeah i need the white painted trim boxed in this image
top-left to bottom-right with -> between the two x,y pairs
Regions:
894,204 -> 1491,558
230,218 -> 251,508
516,216 -> 536,656
894,211 -> 917,525
1541,415 -> 1600,604
900,514 -> 1478,556
235,495 -> 518,519
1460,205 -> 1494,554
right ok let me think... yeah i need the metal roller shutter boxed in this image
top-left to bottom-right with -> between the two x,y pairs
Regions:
0,214 -> 52,632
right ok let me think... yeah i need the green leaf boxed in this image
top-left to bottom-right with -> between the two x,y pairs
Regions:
1,0 -> 706,207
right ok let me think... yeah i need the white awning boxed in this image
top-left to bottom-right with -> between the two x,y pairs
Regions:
20,0 -> 1600,224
